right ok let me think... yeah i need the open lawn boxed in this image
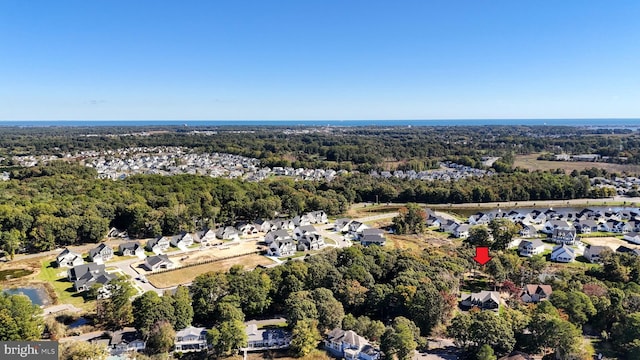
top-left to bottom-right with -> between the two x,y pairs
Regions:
146,254 -> 276,288
582,236 -> 640,251
514,154 -> 640,174
36,260 -> 94,311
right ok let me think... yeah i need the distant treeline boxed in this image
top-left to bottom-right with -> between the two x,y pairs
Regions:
2,125 -> 640,171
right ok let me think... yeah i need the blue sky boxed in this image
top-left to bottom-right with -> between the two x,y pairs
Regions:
1,0 -> 639,120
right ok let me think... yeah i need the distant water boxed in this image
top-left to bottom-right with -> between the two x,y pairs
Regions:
0,119 -> 639,128
3,287 -> 48,306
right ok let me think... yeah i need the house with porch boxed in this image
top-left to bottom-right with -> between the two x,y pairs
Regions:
68,263 -> 114,292
623,232 -> 640,244
294,225 -> 318,240
297,234 -> 325,251
110,327 -> 146,355
583,245 -> 610,263
334,218 -> 352,233
171,232 -> 194,249
195,228 -> 218,246
518,239 -> 545,257
147,236 -> 171,254
216,226 -> 241,241
324,328 -> 380,360
174,326 -> 207,352
264,229 -> 293,244
244,324 -> 291,351
552,228 -> 577,245
267,239 -> 296,257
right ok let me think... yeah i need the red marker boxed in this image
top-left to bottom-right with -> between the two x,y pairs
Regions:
473,247 -> 492,265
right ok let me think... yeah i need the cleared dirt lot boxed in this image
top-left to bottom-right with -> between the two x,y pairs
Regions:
582,236 -> 640,251
146,253 -> 276,288
179,241 -> 264,266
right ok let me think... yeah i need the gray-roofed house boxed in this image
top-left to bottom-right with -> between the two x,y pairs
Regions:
518,224 -> 538,238
334,218 -> 352,233
216,226 -> 240,241
110,327 -> 146,355
264,229 -> 293,245
616,245 -> 640,256
267,239 -> 296,257
623,232 -> 640,244
550,244 -> 576,263
244,324 -> 291,351
360,228 -> 386,246
146,236 -> 171,254
518,239 -> 545,257
583,245 -> 610,263
174,326 -> 207,352
576,220 -> 599,234
348,221 -> 368,237
324,328 -> 380,360
195,228 -> 218,246
453,224 -> 471,238
297,234 -> 325,251
552,228 -> 577,245
143,254 -> 175,271
543,220 -> 572,234
118,242 -> 145,258
68,263 -> 114,292
171,232 -> 194,249
294,225 -> 317,240
56,248 -> 84,268
460,290 -> 501,311
88,243 -> 114,264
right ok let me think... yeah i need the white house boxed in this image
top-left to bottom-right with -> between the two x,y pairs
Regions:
267,239 -> 296,257
453,224 -> 471,239
118,242 -> 145,258
171,232 -> 194,249
324,328 -> 380,360
110,327 -> 146,355
297,234 -> 325,251
623,232 -> 640,244
56,248 -> 84,268
360,228 -> 386,246
89,243 -> 114,264
518,239 -> 545,257
264,229 -> 293,245
216,226 -> 241,241
195,228 -> 218,246
174,326 -> 207,352
294,225 -> 317,240
552,228 -> 577,245
147,236 -> 171,254
583,245 -> 610,263
334,218 -> 352,232
244,324 -> 291,351
143,254 -> 175,271
307,211 -> 328,224
543,220 -> 572,234
550,244 -> 576,263
469,212 -> 491,225
348,221 -> 369,237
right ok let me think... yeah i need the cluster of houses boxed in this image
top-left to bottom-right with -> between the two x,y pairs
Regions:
87,321 -> 379,360
370,161 -> 493,182
591,175 -> 640,196
259,212 -> 329,256
428,207 -> 640,263
333,218 -> 387,246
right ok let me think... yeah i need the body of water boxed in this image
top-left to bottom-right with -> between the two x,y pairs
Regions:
0,118 -> 639,128
3,286 -> 49,306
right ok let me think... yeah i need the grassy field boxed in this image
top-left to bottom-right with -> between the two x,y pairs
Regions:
385,231 -> 453,251
514,154 -> 640,174
37,260 -> 93,310
146,253 -> 275,288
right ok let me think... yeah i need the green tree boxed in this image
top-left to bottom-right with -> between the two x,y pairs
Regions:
465,226 -> 492,247
312,288 -> 345,331
190,271 -> 229,325
392,203 -> 426,235
96,277 -> 135,330
209,319 -> 248,356
0,293 -> 44,340
488,218 -> 520,250
476,344 -> 496,360
132,291 -> 175,337
228,268 -> 272,317
286,291 -> 318,327
549,290 -> 596,326
0,229 -> 23,260
146,320 -> 175,355
290,319 -> 322,357
381,317 -> 418,360
171,286 -> 193,330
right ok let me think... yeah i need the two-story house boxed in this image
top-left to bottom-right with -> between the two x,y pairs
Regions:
520,284 -> 553,303
550,244 -> 575,263
244,324 -> 291,351
56,248 -> 84,268
147,236 -> 171,254
174,326 -> 207,352
552,228 -> 577,245
89,243 -> 114,264
297,234 -> 325,251
460,291 -> 501,311
518,239 -> 545,257
324,328 -> 380,360
143,254 -> 175,271
267,239 -> 296,257
118,242 -> 145,258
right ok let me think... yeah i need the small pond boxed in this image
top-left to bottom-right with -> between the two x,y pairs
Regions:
2,286 -> 50,306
